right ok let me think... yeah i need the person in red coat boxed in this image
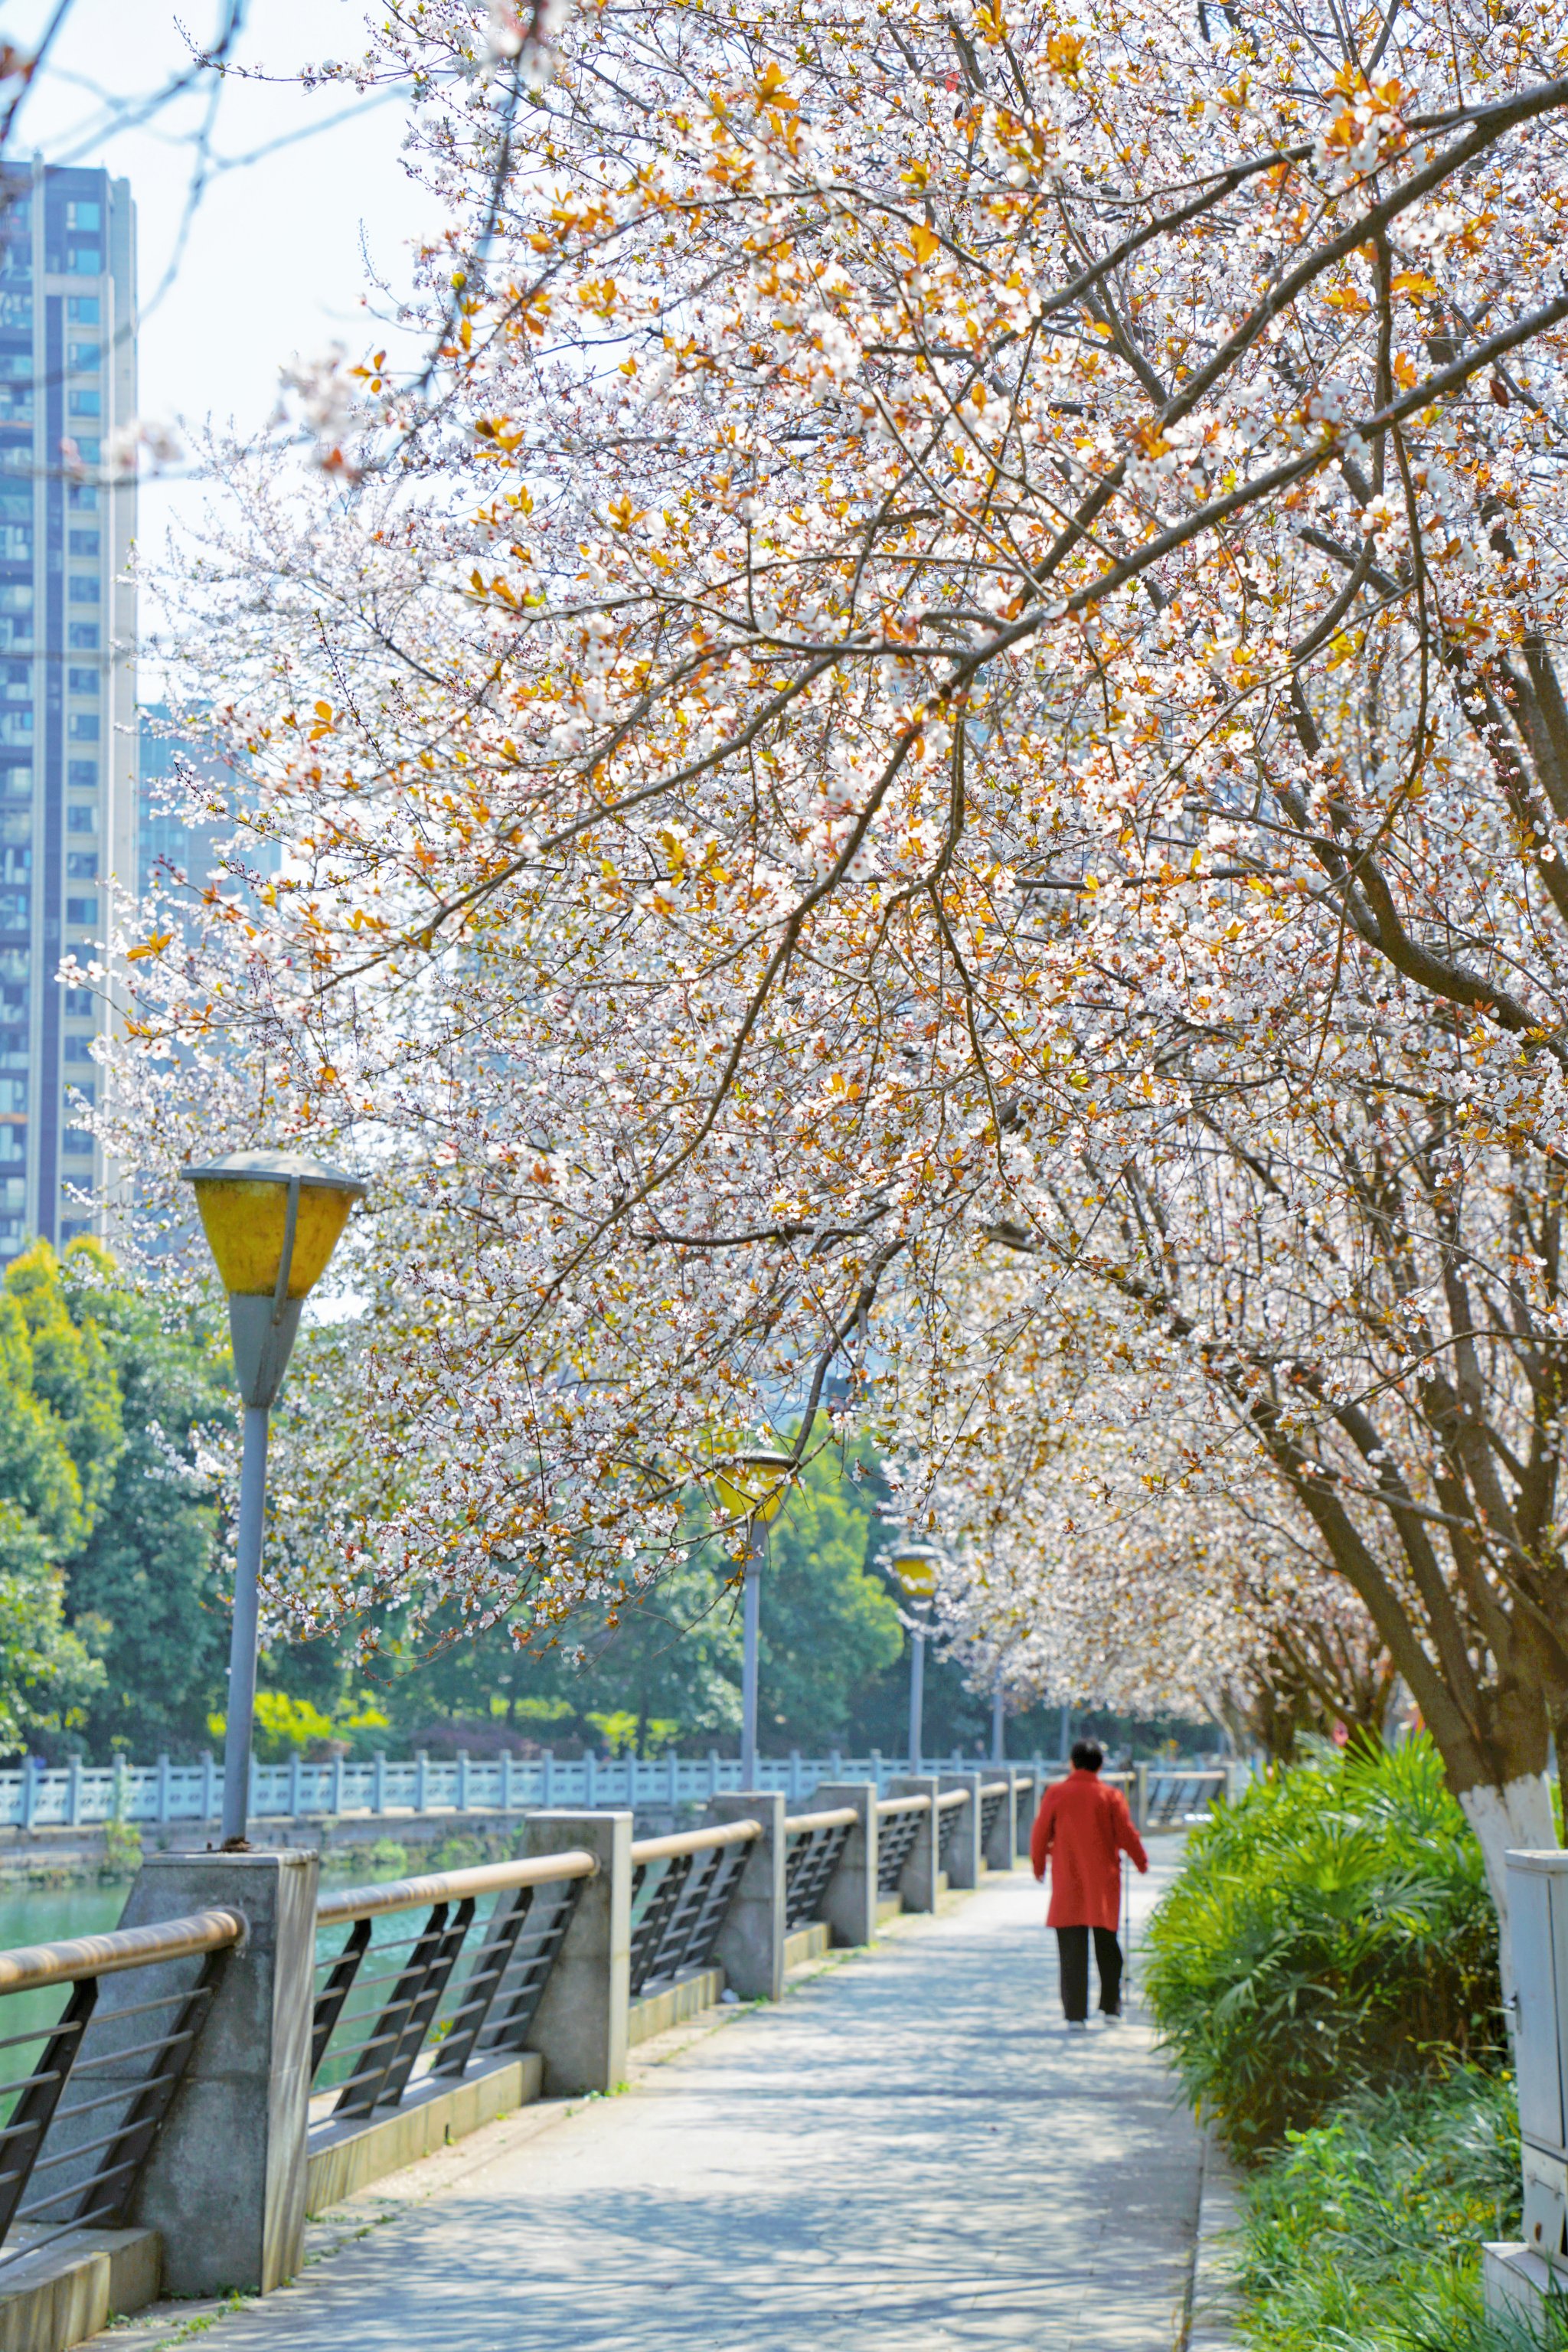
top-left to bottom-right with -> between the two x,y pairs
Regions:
1031,1740 -> 1148,2030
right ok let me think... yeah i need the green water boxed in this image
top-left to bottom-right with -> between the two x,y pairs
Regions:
0,1882 -> 132,1951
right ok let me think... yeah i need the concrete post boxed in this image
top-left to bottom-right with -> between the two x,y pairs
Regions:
888,1775 -> 942,1912
1134,1761 -> 1150,1835
706,1792 -> 785,2001
111,1849 -> 318,2298
938,1772 -> 984,1889
521,1810 -> 631,2096
982,1772 -> 1016,1872
812,1782 -> 878,1947
1016,1767 -> 1040,1858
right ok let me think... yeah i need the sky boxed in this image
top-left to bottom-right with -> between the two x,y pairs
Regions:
8,0 -> 439,678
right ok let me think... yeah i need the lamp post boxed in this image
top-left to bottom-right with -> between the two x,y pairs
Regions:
712,1450 -> 794,1788
181,1149 -> 367,1846
888,1550 -> 939,1775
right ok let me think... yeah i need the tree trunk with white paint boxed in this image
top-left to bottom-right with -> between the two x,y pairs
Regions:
1459,1773 -> 1558,1998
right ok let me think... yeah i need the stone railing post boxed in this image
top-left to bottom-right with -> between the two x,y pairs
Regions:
887,1775 -> 942,1912
705,1792 -> 785,2000
1014,1766 -> 1040,1858
520,1810 -> 632,2096
982,1772 -> 1017,1872
811,1782 -> 878,1946
1134,1761 -> 1150,1835
937,1773 -> 983,1889
113,1848 -> 319,2298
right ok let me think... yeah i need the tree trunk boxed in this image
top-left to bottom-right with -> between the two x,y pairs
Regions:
1457,1772 -> 1557,1998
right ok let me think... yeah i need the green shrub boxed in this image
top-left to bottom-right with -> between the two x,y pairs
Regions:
1235,2069 -> 1568,2352
1145,1737 -> 1501,2158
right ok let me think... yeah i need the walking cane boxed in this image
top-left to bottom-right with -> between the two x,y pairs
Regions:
1121,1850 -> 1132,2003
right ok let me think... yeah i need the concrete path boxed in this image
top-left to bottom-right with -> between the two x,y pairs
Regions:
120,1854 -> 1201,2352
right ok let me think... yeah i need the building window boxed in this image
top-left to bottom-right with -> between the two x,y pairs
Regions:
67,342 -> 100,370
66,805 -> 96,835
66,201 -> 101,232
66,294 -> 99,325
67,248 -> 102,276
67,760 -> 96,789
67,714 -> 98,742
64,1034 -> 94,1062
62,988 -> 91,1014
62,1132 -> 94,1157
64,895 -> 96,925
67,667 -> 98,697
67,578 -> 99,605
67,625 -> 97,652
67,531 -> 100,558
65,851 -> 97,879
67,483 -> 97,510
67,389 -> 100,419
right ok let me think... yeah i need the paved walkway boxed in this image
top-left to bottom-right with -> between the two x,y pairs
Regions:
122,1854 -> 1201,2352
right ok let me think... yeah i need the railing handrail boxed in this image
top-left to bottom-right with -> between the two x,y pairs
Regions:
875,1794 -> 931,1816
934,1788 -> 968,1811
785,1807 -> 858,1834
0,1906 -> 244,1994
980,1779 -> 1010,1796
316,1848 -> 597,1927
631,1819 -> 761,1867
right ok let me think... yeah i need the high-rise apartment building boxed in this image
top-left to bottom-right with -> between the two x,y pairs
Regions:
0,162 -> 137,1260
139,704 -> 280,908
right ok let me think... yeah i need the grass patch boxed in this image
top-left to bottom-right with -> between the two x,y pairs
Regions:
1235,2068 -> 1568,2351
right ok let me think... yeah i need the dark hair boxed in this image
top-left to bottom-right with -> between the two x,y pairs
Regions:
1070,1740 -> 1104,1772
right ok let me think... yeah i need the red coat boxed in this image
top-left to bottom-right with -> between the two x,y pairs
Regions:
1031,1770 -> 1148,1929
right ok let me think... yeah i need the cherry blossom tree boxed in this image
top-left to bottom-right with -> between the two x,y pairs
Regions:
888,1261 -> 1397,1755
87,0 -> 1568,1937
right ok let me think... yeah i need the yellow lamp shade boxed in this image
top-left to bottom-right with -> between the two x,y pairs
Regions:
713,1451 -> 795,1524
890,1550 -> 939,1598
181,1150 -> 367,1299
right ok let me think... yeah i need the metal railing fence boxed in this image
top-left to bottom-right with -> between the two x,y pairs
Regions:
0,1909 -> 242,2269
874,1795 -> 928,1895
310,1851 -> 595,2119
782,1808 -> 855,1930
935,1787 -> 967,1867
628,1821 -> 759,1998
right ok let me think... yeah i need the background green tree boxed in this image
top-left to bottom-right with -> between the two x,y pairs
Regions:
0,1243 -> 111,1753
67,1285 -> 233,1759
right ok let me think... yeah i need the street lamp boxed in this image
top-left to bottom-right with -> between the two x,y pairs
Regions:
181,1148 -> 367,1846
889,1549 -> 939,1775
712,1449 -> 794,1789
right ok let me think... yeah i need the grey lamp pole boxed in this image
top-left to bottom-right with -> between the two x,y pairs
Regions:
888,1549 -> 939,1779
740,1520 -> 765,1790
908,1610 -> 927,1775
181,1150 -> 367,1847
715,1449 -> 792,1792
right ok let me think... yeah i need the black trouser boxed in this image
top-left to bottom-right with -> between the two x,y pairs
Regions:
1056,1925 -> 1123,2020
